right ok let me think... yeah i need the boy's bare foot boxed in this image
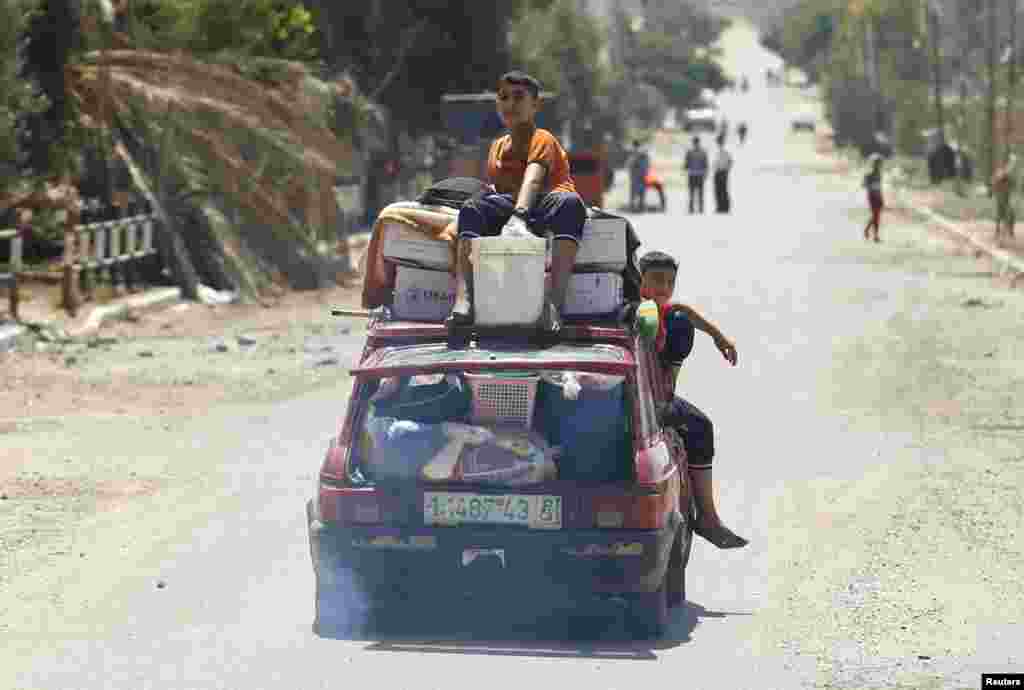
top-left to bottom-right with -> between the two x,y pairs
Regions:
694,516 -> 749,549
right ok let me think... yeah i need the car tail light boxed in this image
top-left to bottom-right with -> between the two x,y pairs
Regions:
319,486 -> 386,525
317,437 -> 385,525
590,479 -> 678,530
319,437 -> 348,486
342,491 -> 384,524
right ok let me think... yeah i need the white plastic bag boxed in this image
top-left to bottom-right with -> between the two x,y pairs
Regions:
500,214 -> 532,238
561,372 -> 582,400
575,372 -> 626,391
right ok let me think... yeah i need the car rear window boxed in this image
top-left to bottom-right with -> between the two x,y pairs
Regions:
351,369 -> 635,486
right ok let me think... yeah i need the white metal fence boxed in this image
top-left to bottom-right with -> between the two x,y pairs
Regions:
1,213 -> 161,320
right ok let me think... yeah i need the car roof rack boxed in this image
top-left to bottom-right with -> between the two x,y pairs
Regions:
373,319 -> 630,347
331,308 -> 631,349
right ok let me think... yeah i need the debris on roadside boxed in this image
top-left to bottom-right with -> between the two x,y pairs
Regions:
197,285 -> 238,306
87,336 -> 119,348
962,297 -> 1002,309
24,322 -> 68,344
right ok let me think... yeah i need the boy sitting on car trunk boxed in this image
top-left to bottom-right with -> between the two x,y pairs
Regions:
446,71 -> 587,335
620,251 -> 748,549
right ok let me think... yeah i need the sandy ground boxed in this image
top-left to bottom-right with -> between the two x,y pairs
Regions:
1,282 -> 367,582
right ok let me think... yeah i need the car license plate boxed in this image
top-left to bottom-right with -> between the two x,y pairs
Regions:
423,492 -> 562,530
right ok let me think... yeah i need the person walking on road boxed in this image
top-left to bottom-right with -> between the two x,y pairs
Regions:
628,139 -> 651,212
645,165 -> 667,212
993,153 -> 1018,241
685,136 -> 708,214
713,134 -> 734,214
737,121 -> 748,145
863,153 -> 884,243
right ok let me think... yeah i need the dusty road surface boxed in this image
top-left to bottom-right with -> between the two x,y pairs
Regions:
3,19 -> 1023,690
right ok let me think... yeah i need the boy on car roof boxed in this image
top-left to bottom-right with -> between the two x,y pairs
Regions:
446,71 -> 587,336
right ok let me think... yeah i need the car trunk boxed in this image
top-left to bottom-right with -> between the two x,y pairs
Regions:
339,366 -> 645,532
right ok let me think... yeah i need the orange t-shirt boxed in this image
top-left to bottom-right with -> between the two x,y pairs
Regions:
486,128 -> 577,196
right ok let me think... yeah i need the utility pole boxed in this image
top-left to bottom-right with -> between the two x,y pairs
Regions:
866,15 -> 884,137
928,1 -> 946,140
987,0 -> 998,191
1006,0 -> 1018,166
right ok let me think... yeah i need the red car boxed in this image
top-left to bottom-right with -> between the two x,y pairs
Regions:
307,318 -> 694,637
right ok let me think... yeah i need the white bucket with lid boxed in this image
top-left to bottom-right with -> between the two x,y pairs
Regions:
471,236 -> 547,326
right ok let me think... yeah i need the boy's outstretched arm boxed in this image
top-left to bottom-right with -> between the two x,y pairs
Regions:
675,304 -> 738,366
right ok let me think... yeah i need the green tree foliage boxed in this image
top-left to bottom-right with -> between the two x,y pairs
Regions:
125,0 -> 320,61
0,0 -> 48,186
625,5 -> 730,113
308,0 -> 557,136
18,0 -> 89,178
509,0 -> 607,124
771,0 -> 934,155
188,0 -> 319,60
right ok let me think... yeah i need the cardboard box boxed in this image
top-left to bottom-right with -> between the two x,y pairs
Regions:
563,272 -> 624,316
392,265 -> 456,322
574,217 -> 627,271
544,272 -> 624,316
381,222 -> 454,271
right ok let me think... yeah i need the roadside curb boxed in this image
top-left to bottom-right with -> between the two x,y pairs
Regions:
66,287 -> 184,339
891,186 -> 1024,279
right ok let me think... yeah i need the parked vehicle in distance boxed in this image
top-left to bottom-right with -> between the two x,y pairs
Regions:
791,109 -> 817,132
307,317 -> 694,638
683,106 -> 719,133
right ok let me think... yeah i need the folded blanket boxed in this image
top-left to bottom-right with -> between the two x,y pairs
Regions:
361,201 -> 459,309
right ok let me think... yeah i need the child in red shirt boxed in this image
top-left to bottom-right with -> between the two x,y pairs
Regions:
621,251 -> 748,549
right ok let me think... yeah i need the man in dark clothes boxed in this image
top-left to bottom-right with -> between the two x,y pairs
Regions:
684,136 -> 708,214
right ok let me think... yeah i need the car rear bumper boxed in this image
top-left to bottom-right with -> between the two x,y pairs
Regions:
308,501 -> 679,600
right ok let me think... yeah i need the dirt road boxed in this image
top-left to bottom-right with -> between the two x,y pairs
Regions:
2,19 -> 1022,690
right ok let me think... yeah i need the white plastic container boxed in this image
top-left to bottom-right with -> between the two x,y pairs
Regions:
471,236 -> 547,326
392,265 -> 456,321
381,222 -> 454,270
